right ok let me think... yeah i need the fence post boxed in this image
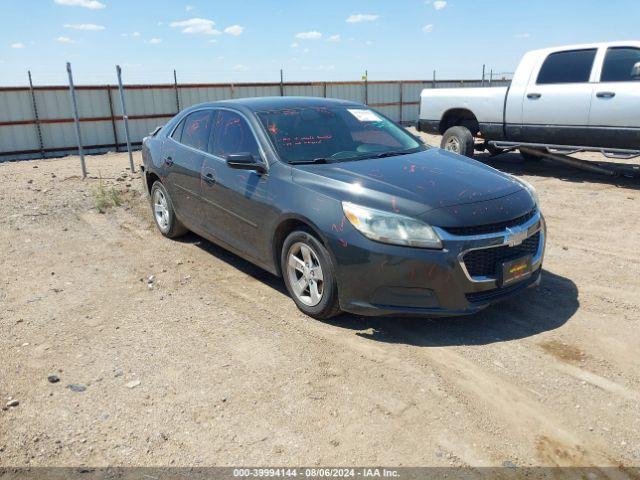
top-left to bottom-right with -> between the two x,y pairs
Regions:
432,70 -> 436,88
116,65 -> 136,173
482,64 -> 486,87
280,69 -> 284,96
66,62 -> 87,178
323,81 -> 327,98
398,81 -> 403,124
106,86 -> 119,152
173,69 -> 180,113
489,69 -> 493,86
27,71 -> 45,158
364,70 -> 368,104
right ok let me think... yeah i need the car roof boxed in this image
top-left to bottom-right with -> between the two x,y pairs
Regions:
187,96 -> 363,112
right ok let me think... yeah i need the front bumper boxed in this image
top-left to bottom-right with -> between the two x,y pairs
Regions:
331,210 -> 546,317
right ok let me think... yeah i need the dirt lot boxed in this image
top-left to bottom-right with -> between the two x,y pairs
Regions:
1,131 -> 639,468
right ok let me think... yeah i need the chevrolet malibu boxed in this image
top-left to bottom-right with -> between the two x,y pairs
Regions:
141,97 -> 546,319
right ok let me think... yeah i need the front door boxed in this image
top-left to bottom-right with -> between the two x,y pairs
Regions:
521,48 -> 597,146
199,109 -> 272,261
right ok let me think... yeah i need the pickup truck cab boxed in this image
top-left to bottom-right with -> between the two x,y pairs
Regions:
418,41 -> 640,159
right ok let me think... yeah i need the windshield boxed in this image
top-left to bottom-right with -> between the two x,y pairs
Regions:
256,106 -> 424,163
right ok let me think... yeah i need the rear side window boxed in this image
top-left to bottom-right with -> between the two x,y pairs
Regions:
170,118 -> 185,141
537,49 -> 597,84
601,47 -> 640,82
210,110 -> 261,158
180,110 -> 214,151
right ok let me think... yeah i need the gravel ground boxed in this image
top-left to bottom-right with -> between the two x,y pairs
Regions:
1,130 -> 639,468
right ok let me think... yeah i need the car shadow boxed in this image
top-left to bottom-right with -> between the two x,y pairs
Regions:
474,151 -> 640,190
323,269 -> 578,347
177,230 -> 578,348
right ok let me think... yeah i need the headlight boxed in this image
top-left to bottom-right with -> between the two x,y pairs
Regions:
517,178 -> 539,206
342,202 -> 442,249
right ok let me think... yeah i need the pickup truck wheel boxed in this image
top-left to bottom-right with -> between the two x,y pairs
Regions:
441,126 -> 475,157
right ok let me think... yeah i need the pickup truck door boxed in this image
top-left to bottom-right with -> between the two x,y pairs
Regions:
519,48 -> 597,146
588,46 -> 640,150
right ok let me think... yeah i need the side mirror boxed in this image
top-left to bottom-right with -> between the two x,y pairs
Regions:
632,62 -> 640,79
226,153 -> 266,173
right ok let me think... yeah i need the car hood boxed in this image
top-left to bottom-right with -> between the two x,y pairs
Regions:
291,148 -> 527,220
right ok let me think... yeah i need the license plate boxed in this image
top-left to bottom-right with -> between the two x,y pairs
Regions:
499,255 -> 533,287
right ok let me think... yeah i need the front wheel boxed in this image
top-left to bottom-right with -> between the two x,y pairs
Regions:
441,126 -> 475,157
281,229 -> 341,320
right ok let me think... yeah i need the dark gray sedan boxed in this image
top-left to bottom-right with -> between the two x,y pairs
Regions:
141,97 -> 545,319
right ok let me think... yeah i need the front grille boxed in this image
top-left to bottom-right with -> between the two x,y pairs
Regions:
442,208 -> 537,236
465,269 -> 541,304
462,231 -> 541,278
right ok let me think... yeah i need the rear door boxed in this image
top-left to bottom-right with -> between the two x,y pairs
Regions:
588,46 -> 640,149
163,109 -> 214,227
521,48 -> 597,146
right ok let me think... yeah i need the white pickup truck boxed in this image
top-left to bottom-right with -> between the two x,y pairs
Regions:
418,41 -> 640,167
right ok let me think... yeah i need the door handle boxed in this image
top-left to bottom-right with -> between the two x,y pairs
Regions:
527,93 -> 542,100
203,172 -> 216,185
164,156 -> 174,167
596,91 -> 616,99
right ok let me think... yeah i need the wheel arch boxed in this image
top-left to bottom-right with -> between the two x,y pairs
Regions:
439,108 -> 480,136
271,214 -> 333,277
145,171 -> 161,194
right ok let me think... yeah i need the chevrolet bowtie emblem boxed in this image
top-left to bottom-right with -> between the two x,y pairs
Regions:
505,227 -> 528,247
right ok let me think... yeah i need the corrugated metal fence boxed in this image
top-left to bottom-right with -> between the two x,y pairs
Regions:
0,78 -> 509,162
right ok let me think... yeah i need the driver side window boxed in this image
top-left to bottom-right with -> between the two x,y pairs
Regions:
210,110 -> 261,159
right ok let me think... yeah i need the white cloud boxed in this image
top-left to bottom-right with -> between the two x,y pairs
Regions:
170,18 -> 220,35
303,48 -> 310,53
10,43 -> 25,49
365,40 -> 373,45
295,31 -> 322,39
56,36 -> 75,43
346,14 -> 379,23
64,23 -> 105,30
224,25 -> 244,36
146,38 -> 162,44
516,32 -> 531,38
422,24 -> 434,32
132,31 -> 141,37
54,0 -> 105,9
208,39 -> 217,44
327,34 -> 341,42
232,64 -> 250,71
290,42 -> 299,48
157,21 -> 164,26
185,5 -> 194,11
433,1 -> 447,10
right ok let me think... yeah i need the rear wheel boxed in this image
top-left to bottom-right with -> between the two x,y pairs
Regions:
150,181 -> 188,238
441,126 -> 475,157
281,229 -> 341,320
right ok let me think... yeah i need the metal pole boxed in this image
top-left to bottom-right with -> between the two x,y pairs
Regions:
364,70 -> 368,104
481,64 -> 486,87
173,69 -> 180,112
27,71 -> 45,158
398,81 -> 403,124
432,70 -> 436,88
489,69 -> 493,86
280,69 -> 284,96
116,65 -> 136,173
66,62 -> 87,178
323,82 -> 327,98
106,86 -> 119,152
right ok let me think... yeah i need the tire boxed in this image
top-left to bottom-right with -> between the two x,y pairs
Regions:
520,148 -> 547,162
281,228 -> 341,320
150,181 -> 188,238
441,126 -> 475,158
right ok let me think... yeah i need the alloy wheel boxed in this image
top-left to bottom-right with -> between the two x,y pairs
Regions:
286,242 -> 324,307
153,188 -> 170,232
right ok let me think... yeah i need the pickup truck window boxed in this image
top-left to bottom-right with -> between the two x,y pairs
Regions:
601,47 -> 640,82
537,49 -> 597,85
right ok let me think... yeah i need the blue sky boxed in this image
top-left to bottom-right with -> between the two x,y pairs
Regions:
1,0 -> 638,85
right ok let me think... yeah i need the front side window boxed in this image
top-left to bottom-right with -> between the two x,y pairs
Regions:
601,47 -> 640,82
180,110 -> 214,151
537,49 -> 597,84
256,106 -> 422,163
210,110 -> 261,159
